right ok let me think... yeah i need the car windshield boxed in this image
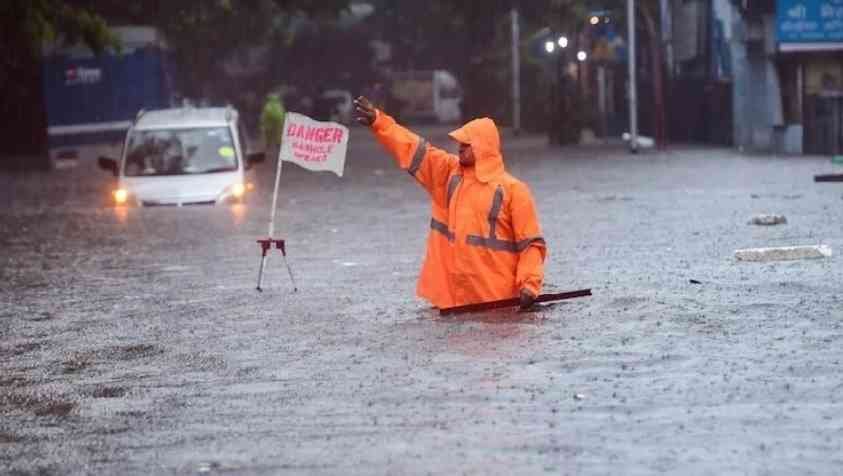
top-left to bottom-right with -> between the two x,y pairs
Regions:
124,127 -> 237,177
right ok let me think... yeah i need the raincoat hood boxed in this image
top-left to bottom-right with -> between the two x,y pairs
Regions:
449,117 -> 504,183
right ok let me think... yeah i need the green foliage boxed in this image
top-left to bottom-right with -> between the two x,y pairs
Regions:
366,0 -> 594,126
57,0 -> 350,99
1,0 -> 119,55
1,0 -> 119,103
0,0 -> 350,161
0,0 -> 120,161
161,0 -> 348,98
260,94 -> 286,146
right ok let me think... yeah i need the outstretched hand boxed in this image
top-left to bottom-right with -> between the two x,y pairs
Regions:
354,96 -> 377,126
519,289 -> 536,310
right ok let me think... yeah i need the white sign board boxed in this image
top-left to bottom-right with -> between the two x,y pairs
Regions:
279,112 -> 348,177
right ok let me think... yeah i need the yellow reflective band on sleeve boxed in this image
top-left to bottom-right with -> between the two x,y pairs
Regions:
466,236 -> 545,253
408,139 -> 428,176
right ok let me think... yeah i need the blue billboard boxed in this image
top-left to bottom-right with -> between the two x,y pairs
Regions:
777,0 -> 843,43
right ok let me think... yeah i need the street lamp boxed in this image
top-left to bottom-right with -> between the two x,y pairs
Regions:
577,50 -> 587,62
544,32 -> 570,145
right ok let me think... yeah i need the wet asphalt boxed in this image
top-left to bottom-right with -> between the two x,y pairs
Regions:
1,127 -> 842,475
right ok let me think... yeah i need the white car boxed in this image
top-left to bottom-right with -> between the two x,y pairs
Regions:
98,107 -> 264,206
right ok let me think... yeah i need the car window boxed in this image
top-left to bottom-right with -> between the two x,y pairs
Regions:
124,127 -> 238,176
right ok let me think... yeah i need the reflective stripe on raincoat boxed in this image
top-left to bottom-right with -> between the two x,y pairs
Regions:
371,110 -> 546,308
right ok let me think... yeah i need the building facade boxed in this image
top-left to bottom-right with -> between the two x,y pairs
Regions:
732,0 -> 843,154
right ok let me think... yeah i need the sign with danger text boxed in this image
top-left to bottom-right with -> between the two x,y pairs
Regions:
279,112 -> 348,177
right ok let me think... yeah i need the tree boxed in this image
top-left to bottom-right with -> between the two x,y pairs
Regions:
1,0 -> 118,55
368,0 -> 669,146
65,0 -> 349,100
1,0 -> 350,169
0,0 -> 117,166
366,0 -> 587,131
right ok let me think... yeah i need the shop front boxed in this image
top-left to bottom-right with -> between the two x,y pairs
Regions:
777,0 -> 843,154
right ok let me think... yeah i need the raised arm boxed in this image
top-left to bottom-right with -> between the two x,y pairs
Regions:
355,96 -> 457,208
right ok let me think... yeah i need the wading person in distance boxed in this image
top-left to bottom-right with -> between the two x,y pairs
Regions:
354,96 -> 546,310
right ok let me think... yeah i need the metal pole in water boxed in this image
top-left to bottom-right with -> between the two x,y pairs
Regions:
256,116 -> 288,292
256,239 -> 272,291
268,131 -> 285,238
256,254 -> 267,292
281,254 -> 298,293
628,0 -> 639,154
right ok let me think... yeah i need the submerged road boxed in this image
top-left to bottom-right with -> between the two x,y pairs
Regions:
1,128 -> 842,474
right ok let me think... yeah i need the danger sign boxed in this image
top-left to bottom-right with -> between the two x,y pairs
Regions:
280,112 -> 348,177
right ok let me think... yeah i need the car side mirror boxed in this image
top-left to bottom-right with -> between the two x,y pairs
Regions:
246,151 -> 266,169
98,157 -> 119,177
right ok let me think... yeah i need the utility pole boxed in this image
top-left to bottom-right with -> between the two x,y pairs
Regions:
627,0 -> 638,153
511,7 -> 521,136
598,65 -> 608,142
660,0 -> 673,74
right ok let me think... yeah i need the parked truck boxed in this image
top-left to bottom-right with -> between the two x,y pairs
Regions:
389,70 -> 462,124
42,26 -> 179,161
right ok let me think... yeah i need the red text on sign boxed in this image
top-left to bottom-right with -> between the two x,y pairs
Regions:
286,124 -> 345,144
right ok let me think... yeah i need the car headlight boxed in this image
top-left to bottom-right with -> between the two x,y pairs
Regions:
114,188 -> 129,204
113,188 -> 136,206
219,182 -> 247,204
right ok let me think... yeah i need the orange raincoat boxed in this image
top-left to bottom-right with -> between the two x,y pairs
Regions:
371,110 -> 547,308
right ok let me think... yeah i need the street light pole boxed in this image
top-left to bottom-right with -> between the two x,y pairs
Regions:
552,45 -> 561,145
544,32 -> 569,145
627,0 -> 639,153
511,7 -> 521,136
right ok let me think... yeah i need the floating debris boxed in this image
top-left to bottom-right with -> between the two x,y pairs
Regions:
748,214 -> 787,226
735,245 -> 832,262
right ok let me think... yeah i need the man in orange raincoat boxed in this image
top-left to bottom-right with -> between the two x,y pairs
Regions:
354,96 -> 546,310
